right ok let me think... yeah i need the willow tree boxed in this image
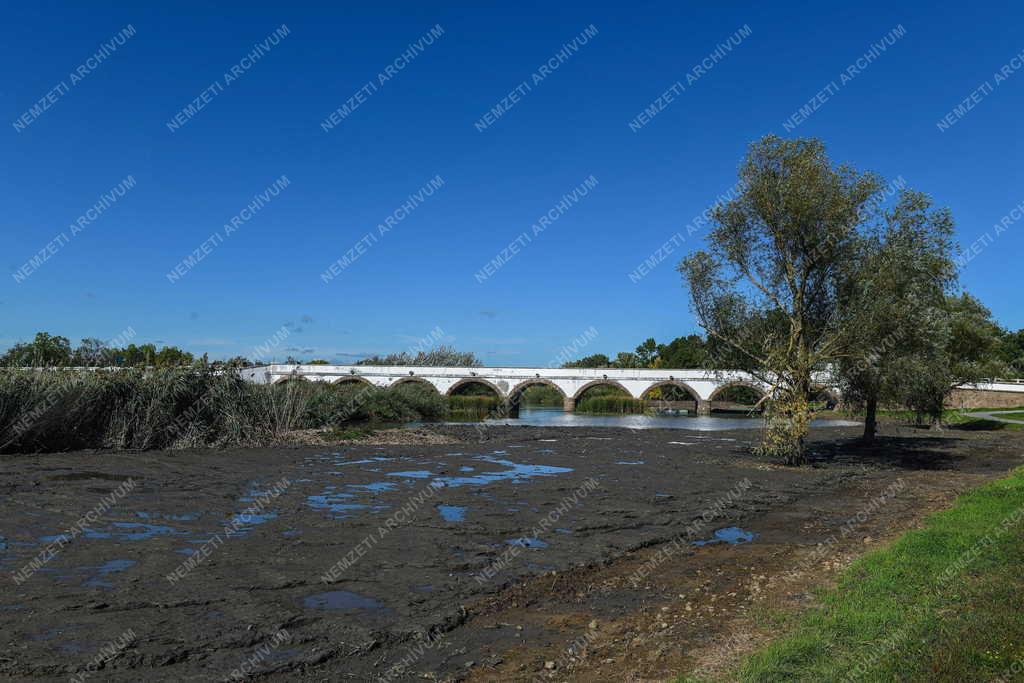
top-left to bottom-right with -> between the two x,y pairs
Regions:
679,136 -> 882,465
835,189 -> 958,441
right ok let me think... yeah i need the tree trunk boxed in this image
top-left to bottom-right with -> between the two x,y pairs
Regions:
863,397 -> 878,442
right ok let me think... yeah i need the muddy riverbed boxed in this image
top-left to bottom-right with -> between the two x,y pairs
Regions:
2,424 -> 1022,681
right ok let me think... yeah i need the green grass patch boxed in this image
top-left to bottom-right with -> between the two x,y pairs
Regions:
866,407 -> 1024,431
992,411 -> 1024,421
680,467 -> 1024,682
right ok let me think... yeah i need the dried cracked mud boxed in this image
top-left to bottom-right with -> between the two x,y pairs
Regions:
2,424 -> 1022,681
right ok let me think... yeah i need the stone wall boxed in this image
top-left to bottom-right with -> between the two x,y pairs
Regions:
946,388 -> 1024,410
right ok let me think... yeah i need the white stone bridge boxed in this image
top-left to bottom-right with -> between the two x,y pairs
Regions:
239,364 -> 807,415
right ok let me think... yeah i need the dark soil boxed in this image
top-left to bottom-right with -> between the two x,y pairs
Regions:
2,424 -> 1021,681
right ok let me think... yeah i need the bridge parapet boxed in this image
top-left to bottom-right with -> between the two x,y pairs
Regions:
239,364 -> 771,404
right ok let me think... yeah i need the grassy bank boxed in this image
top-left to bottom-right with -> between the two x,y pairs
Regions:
0,368 -> 449,453
681,466 -> 1024,681
849,407 -> 1024,431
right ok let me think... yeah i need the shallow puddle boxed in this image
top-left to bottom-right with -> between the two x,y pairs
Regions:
83,559 -> 137,588
135,511 -> 198,521
506,537 -> 549,549
81,522 -> 182,541
437,505 -> 466,522
306,493 -> 370,518
303,590 -> 388,611
693,526 -> 756,546
387,470 -> 433,479
430,456 -> 572,488
348,482 -> 398,493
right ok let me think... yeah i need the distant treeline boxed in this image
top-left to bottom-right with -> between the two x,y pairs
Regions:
563,330 -> 1024,376
0,333 -> 484,370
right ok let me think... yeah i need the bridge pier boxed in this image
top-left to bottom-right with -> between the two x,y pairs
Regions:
697,400 -> 711,416
563,397 -> 576,412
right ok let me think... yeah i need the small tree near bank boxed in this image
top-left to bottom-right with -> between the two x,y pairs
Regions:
836,189 -> 958,441
680,136 -> 883,465
895,293 -> 1005,426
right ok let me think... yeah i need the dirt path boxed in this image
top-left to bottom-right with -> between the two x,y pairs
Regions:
1,424 -> 1020,682
968,410 -> 1024,424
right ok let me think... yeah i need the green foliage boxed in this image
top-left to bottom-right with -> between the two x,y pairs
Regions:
634,338 -> 659,366
893,294 -> 1006,425
680,135 -> 885,464
562,336 -> 711,370
643,384 -> 697,401
998,328 -> 1024,377
563,353 -> 612,368
0,331 -> 194,368
519,384 -> 563,406
656,335 -> 708,368
1,332 -> 72,367
357,345 -> 482,367
714,385 -> 762,405
835,188 -> 959,437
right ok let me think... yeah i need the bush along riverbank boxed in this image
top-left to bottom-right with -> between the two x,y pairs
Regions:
0,368 -> 449,454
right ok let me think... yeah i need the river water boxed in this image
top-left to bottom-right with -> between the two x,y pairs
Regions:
459,407 -> 861,431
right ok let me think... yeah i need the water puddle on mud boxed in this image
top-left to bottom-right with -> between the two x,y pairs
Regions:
303,590 -> 389,612
348,482 -> 399,493
306,492 -> 370,518
135,511 -> 197,521
693,527 -> 756,546
506,537 -> 549,549
388,470 -> 433,479
430,456 -> 572,488
42,522 -> 186,542
437,505 -> 466,522
83,559 -> 137,588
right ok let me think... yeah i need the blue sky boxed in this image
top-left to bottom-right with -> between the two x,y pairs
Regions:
3,1 -> 1022,365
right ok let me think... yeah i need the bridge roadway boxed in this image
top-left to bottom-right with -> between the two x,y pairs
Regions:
239,364 -> 788,415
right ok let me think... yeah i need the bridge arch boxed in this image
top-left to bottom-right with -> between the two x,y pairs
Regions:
331,375 -> 374,388
573,379 -> 635,401
708,381 -> 769,408
810,385 -> 841,408
509,379 -> 567,402
640,380 -> 701,402
271,374 -> 306,385
389,376 -> 441,393
446,377 -> 505,399
507,379 -> 568,415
